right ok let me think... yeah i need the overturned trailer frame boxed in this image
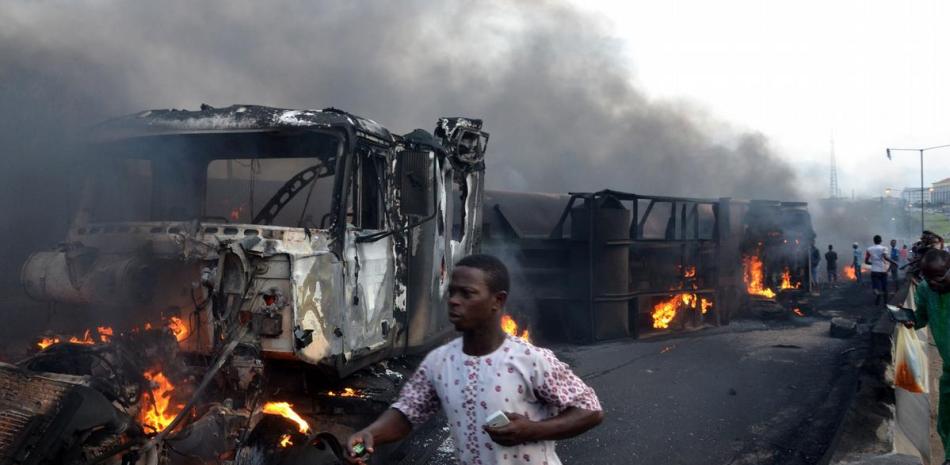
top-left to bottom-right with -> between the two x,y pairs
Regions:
482,190 -> 815,343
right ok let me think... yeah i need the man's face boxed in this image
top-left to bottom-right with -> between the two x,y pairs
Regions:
447,266 -> 506,332
891,240 -> 897,247
922,260 -> 950,294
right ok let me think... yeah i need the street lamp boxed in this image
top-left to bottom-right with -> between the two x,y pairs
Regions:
886,144 -> 950,233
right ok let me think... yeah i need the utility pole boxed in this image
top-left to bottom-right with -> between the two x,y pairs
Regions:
886,144 -> 950,234
829,138 -> 840,199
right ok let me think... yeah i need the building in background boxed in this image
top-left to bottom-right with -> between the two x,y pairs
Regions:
932,178 -> 950,205
902,186 -> 933,206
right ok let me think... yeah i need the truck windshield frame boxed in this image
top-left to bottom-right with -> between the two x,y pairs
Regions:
79,129 -> 347,229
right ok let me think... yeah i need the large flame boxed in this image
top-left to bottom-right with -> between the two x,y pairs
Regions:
262,402 -> 310,434
652,295 -> 680,329
652,292 -> 712,328
139,370 -> 184,433
501,315 -> 531,342
743,255 -> 776,298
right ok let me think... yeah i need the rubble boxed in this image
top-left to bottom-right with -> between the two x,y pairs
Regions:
831,317 -> 859,339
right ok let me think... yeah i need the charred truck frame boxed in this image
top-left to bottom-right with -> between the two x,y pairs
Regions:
11,105 -> 488,464
23,105 -> 487,375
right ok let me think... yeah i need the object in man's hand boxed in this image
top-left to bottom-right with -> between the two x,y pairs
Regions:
351,442 -> 366,456
485,410 -> 510,428
887,304 -> 915,323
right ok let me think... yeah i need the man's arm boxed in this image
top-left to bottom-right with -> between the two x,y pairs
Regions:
346,353 -> 440,463
346,409 -> 413,464
485,407 -> 603,446
486,347 -> 603,447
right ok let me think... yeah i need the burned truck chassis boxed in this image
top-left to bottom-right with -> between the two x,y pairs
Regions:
10,105 -> 489,465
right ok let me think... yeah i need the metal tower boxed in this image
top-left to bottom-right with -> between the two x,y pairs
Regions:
829,139 -> 840,199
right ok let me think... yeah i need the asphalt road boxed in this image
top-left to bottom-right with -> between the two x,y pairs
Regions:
399,304 -> 865,465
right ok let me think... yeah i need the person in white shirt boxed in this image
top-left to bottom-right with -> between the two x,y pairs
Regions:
346,254 -> 603,465
865,235 -> 896,306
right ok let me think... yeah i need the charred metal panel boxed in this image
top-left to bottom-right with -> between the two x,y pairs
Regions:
342,232 -> 395,360
292,252 -> 344,366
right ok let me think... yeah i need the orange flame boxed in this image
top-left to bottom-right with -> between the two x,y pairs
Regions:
97,326 -> 114,343
743,255 -> 776,298
139,370 -> 184,433
37,336 -> 60,350
652,292 -> 710,328
37,326 -> 114,350
652,295 -> 680,329
779,268 -> 801,290
842,266 -> 857,281
68,329 -> 96,345
327,387 -> 364,398
262,402 -> 310,434
167,317 -> 189,342
793,308 -> 805,317
279,434 -> 293,448
501,315 -> 531,342
683,266 -> 697,278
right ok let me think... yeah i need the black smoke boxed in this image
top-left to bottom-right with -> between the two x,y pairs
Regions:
0,0 -> 800,285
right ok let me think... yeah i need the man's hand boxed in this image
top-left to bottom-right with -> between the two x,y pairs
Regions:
344,430 -> 374,465
484,412 -> 538,447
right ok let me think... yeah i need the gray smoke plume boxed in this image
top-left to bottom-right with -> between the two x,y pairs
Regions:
0,0 -> 800,283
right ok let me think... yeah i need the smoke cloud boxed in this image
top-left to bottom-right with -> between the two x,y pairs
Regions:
0,0 -> 800,284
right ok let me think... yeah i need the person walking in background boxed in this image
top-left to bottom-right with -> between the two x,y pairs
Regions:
810,245 -> 821,287
890,239 -> 901,291
825,245 -> 838,283
852,243 -> 862,282
865,235 -> 896,306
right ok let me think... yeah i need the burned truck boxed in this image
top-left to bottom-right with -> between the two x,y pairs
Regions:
22,104 -> 487,375
8,105 -> 488,464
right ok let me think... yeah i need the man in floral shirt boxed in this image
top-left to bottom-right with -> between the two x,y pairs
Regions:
346,254 -> 603,464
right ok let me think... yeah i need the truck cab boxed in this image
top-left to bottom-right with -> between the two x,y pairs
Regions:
21,105 -> 488,376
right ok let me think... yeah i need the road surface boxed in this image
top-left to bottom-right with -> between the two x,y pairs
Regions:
393,287 -> 869,465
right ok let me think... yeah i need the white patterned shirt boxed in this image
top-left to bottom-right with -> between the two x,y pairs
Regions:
391,335 -> 601,465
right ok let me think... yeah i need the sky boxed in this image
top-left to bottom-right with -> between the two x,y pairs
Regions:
574,0 -> 950,198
